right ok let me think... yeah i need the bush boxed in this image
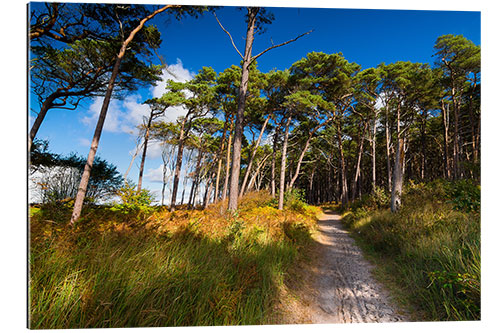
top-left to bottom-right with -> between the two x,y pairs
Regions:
447,179 -> 480,213
109,183 -> 155,218
284,188 -> 307,211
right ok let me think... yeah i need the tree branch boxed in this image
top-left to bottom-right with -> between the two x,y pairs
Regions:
213,13 -> 244,60
251,30 -> 313,63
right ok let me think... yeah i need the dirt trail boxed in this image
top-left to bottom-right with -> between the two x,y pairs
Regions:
282,211 -> 407,324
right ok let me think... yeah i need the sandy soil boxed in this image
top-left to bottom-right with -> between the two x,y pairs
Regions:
280,211 -> 407,324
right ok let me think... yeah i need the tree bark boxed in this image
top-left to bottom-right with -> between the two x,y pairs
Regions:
29,94 -> 57,151
137,113 -> 154,192
247,153 -> 270,193
441,100 -> 451,179
420,111 -> 427,180
336,122 -> 348,206
270,123 -> 281,198
222,121 -> 233,201
352,120 -> 368,200
239,113 -> 270,196
70,5 -> 174,225
227,7 -> 257,212
214,117 -> 229,202
288,121 -> 325,190
188,151 -> 204,209
385,109 -> 392,191
371,116 -> 377,193
170,116 -> 189,210
391,137 -> 404,212
278,115 -> 292,210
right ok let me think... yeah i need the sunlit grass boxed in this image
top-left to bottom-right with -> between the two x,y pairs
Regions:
29,191 -> 318,329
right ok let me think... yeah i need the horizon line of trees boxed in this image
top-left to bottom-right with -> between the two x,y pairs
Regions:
132,33 -> 479,213
29,3 -> 480,219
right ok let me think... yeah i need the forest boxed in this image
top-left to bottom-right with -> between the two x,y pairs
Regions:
28,2 -> 480,329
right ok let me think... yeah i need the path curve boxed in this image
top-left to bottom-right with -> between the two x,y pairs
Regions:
309,211 -> 406,323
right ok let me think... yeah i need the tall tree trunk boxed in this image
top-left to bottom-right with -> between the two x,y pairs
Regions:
70,5 -> 173,225
29,94 -> 58,151
188,151 -> 204,209
227,8 -> 258,212
123,138 -> 142,183
222,123 -> 233,201
371,116 -> 377,193
270,123 -> 281,198
420,111 -> 428,180
385,109 -> 392,191
170,117 -> 189,211
336,122 -> 348,206
137,113 -> 154,192
441,100 -> 451,179
391,102 -> 404,212
352,120 -> 368,201
161,149 -> 168,206
308,166 -> 316,203
278,115 -> 292,210
203,173 -> 214,209
240,114 -> 270,196
214,118 -> 229,202
288,121 -> 325,190
247,154 -> 270,193
391,137 -> 404,212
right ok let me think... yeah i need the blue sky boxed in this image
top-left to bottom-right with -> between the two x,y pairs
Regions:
29,1 -> 481,203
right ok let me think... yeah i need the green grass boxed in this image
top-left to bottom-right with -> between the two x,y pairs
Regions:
29,191 -> 319,329
341,180 -> 480,321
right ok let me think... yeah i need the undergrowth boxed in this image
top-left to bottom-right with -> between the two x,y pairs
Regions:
341,179 -> 480,321
29,190 -> 320,329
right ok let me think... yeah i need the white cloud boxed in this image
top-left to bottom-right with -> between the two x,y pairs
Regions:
78,137 -> 91,147
151,59 -> 195,98
146,140 -> 165,159
145,164 -> 165,183
81,59 -> 194,136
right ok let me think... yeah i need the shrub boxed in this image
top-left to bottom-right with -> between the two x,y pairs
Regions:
447,179 -> 480,213
109,183 -> 155,218
284,188 -> 307,212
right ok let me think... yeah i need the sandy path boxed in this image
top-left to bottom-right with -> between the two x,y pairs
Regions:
305,211 -> 406,324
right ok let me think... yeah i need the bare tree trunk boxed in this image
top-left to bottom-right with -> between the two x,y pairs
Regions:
240,114 -> 270,196
214,118 -> 229,202
29,95 -> 57,151
247,154 -> 270,193
222,124 -> 233,201
336,122 -> 348,206
203,173 -> 214,209
391,137 -> 404,212
278,115 -> 292,210
227,9 -> 257,212
352,120 -> 368,200
288,122 -> 325,190
441,100 -> 451,179
420,111 -> 427,180
137,113 -> 154,192
188,151 -> 204,209
123,138 -> 142,183
371,116 -> 377,192
70,5 -> 173,225
170,117 -> 189,211
161,148 -> 168,206
385,109 -> 392,191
